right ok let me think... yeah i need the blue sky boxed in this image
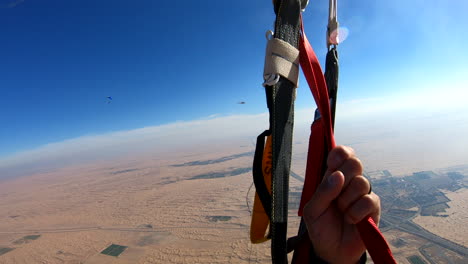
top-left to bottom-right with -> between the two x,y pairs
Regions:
1,0 -> 467,160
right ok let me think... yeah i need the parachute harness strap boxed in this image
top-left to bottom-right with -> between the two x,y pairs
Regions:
291,12 -> 397,264
263,31 -> 300,88
268,1 -> 304,263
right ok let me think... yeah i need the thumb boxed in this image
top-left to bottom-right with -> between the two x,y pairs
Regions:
303,171 -> 345,223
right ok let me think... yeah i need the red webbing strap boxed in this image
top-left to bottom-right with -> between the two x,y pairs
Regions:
297,17 -> 397,264
298,119 -> 325,216
356,217 -> 396,264
297,15 -> 335,216
299,26 -> 335,152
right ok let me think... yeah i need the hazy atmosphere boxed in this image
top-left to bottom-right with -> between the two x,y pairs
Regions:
2,98 -> 468,180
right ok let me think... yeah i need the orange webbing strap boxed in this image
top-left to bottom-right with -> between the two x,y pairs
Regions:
250,134 -> 273,243
294,16 -> 397,264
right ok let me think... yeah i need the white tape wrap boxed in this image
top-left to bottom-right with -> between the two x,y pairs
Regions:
263,38 -> 300,88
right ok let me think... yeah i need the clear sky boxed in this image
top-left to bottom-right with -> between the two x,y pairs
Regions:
1,0 -> 467,162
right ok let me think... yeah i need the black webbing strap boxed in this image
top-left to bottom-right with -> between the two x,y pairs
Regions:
268,1 -> 303,263
324,47 -> 339,128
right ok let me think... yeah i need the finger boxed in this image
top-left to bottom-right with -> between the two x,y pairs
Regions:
336,175 -> 371,212
338,156 -> 364,188
323,146 -> 360,186
303,171 -> 345,223
326,145 -> 356,172
344,193 -> 380,225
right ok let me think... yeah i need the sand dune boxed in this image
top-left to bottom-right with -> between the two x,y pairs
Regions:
0,148 -> 277,263
1,140 -> 466,263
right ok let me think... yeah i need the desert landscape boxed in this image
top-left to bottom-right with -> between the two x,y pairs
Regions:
413,188 -> 468,248
0,135 -> 467,263
0,145 -> 272,263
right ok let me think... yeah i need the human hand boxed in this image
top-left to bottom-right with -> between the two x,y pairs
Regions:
303,146 -> 380,263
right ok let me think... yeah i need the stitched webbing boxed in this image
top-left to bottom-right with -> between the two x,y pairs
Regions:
269,1 -> 302,263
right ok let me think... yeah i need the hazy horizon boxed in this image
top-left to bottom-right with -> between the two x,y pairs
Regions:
2,90 -> 467,179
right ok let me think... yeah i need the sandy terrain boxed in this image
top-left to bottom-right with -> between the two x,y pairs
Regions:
382,229 -> 430,264
0,147 -> 278,263
1,137 -> 466,263
413,188 -> 468,247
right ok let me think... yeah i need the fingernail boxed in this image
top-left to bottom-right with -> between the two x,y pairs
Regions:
328,172 -> 339,186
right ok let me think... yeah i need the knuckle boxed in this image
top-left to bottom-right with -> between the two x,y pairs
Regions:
337,176 -> 369,211
345,157 -> 363,174
352,175 -> 370,193
359,195 -> 375,210
348,196 -> 374,222
344,145 -> 356,156
346,194 -> 380,224
363,194 -> 374,205
334,145 -> 353,158
329,146 -> 350,163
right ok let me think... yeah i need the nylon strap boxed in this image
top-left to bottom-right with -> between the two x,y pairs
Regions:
268,1 -> 302,263
250,131 -> 273,243
249,0 -> 301,262
292,16 -> 397,264
325,47 -> 339,127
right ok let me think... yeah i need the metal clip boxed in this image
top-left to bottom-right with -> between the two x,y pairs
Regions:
300,0 -> 309,12
327,0 -> 339,48
263,30 -> 280,87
